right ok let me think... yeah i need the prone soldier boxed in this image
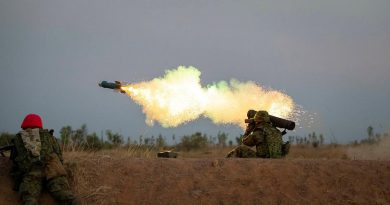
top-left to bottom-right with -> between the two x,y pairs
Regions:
11,114 -> 79,205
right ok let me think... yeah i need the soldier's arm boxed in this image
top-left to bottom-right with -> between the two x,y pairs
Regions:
242,134 -> 256,147
10,135 -> 23,191
243,123 -> 255,137
54,138 -> 64,164
49,130 -> 64,164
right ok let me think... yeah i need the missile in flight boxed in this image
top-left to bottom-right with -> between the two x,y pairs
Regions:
98,81 -> 126,93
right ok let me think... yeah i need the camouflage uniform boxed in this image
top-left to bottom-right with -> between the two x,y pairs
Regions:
12,127 -> 79,205
226,110 -> 283,158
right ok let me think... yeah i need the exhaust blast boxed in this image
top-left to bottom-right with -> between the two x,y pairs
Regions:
121,66 -> 296,129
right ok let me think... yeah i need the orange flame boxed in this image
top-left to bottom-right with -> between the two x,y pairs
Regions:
121,66 -> 295,129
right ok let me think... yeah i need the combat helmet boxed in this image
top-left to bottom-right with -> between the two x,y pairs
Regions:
247,109 -> 257,119
253,110 -> 271,123
21,114 -> 43,129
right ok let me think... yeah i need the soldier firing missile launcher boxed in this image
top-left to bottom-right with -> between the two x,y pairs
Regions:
98,81 -> 126,93
244,111 -> 296,130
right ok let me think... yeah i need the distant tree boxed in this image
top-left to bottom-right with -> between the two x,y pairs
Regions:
177,132 -> 209,151
72,124 -> 87,146
172,134 -> 176,145
144,137 -> 151,145
361,126 -> 377,144
352,140 -> 359,146
312,132 -> 317,142
85,132 -> 103,150
311,132 -> 319,148
0,132 -> 14,146
217,131 -> 228,147
106,130 -> 123,147
60,125 -> 72,146
151,135 -> 155,145
319,134 -> 324,145
235,136 -> 242,145
126,137 -> 131,146
139,135 -> 143,145
228,140 -> 233,146
367,126 -> 374,139
156,134 -> 166,148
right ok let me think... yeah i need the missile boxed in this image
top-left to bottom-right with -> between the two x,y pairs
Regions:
98,81 -> 126,93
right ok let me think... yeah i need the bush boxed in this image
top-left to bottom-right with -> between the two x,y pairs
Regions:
0,132 -> 14,147
177,132 -> 209,151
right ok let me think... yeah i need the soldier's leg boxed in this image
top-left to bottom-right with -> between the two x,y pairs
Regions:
250,131 -> 269,158
46,176 -> 80,205
256,142 -> 269,158
281,141 -> 290,157
266,131 -> 282,158
227,147 -> 239,158
226,145 -> 257,158
226,147 -> 237,158
18,169 -> 44,205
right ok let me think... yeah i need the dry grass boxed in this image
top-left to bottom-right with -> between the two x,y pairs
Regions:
58,146 -> 390,205
60,143 -> 389,204
177,146 -> 232,158
64,152 -> 108,205
63,145 -> 343,204
1,139 -> 389,204
286,145 -> 349,159
177,144 -> 350,159
64,147 -> 160,205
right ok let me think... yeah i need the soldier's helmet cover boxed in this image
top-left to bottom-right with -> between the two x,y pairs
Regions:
247,110 -> 257,119
254,110 -> 271,123
21,113 -> 43,129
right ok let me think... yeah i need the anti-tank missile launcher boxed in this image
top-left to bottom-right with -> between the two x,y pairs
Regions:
245,114 -> 295,130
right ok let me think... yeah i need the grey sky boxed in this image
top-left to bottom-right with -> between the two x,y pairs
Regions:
1,0 -> 389,143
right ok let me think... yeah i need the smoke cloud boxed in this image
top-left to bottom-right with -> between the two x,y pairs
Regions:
347,135 -> 390,160
122,66 -> 296,129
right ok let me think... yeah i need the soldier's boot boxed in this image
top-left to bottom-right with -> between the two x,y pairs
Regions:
226,147 -> 243,158
47,176 -> 79,205
64,197 -> 81,205
54,193 -> 80,205
226,145 -> 257,158
237,145 -> 257,158
52,190 -> 80,205
226,149 -> 236,158
22,197 -> 39,205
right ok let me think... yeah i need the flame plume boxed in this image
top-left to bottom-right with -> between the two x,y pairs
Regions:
121,66 -> 295,129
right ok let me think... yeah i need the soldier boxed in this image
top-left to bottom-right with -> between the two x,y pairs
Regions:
226,110 -> 283,158
11,114 -> 79,205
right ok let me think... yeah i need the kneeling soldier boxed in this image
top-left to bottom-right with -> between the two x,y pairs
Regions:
226,110 -> 284,158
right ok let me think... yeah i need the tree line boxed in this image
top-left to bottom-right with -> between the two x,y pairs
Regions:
0,124 -> 232,151
0,125 -> 388,151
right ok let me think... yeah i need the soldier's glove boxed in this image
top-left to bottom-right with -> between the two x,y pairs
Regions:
281,129 -> 287,136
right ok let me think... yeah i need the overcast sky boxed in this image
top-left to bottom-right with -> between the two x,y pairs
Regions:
1,0 -> 389,143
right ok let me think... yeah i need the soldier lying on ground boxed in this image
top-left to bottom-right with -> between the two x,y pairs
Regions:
11,113 -> 79,205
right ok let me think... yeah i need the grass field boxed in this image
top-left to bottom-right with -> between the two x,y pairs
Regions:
0,143 -> 389,205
